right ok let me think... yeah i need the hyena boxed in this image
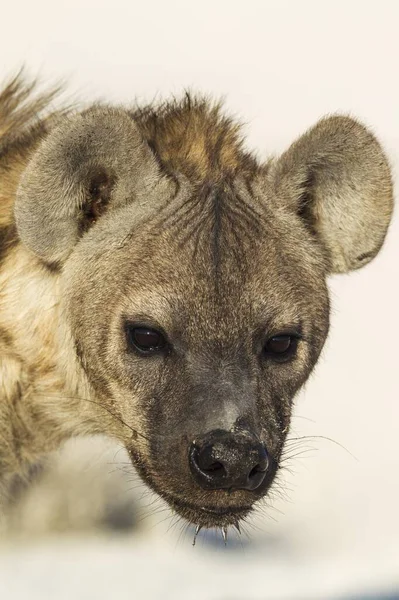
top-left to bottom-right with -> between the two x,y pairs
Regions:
0,73 -> 393,532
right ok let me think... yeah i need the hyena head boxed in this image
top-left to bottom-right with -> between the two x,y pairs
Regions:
14,101 -> 393,529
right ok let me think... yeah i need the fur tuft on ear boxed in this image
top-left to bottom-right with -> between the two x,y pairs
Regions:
268,115 -> 394,273
15,107 -> 163,265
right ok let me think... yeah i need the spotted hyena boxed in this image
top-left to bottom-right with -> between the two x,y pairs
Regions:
0,73 -> 393,532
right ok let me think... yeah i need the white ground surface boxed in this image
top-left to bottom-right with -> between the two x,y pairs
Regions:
1,1 -> 399,598
0,534 -> 398,600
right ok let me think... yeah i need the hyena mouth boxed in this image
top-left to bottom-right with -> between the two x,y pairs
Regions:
128,445 -> 274,528
160,491 -> 254,529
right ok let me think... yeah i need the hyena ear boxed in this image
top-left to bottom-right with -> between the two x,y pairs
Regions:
15,107 -> 164,265
267,115 -> 394,273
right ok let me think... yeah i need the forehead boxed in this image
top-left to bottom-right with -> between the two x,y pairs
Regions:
115,182 -> 325,334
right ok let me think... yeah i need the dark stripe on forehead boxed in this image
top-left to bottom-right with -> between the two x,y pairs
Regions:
154,178 -> 268,297
211,188 -> 223,280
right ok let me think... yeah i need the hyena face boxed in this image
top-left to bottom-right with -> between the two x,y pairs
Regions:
59,176 -> 330,528
9,94 -> 393,529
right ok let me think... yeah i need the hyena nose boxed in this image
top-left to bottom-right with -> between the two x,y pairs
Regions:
189,430 -> 269,491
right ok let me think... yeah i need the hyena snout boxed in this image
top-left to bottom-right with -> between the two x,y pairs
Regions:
188,430 -> 269,491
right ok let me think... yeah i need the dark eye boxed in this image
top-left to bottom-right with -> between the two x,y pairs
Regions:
127,325 -> 167,354
264,334 -> 299,361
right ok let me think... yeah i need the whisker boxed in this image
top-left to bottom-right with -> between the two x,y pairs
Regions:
286,434 -> 357,460
280,448 -> 318,462
35,392 -> 150,443
291,414 -> 317,424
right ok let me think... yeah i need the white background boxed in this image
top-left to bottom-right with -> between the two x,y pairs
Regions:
1,1 -> 399,598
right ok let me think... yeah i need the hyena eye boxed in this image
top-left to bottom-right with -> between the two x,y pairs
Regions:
126,325 -> 167,354
264,334 -> 300,361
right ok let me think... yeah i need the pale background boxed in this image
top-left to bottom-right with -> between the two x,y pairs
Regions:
0,1 -> 398,598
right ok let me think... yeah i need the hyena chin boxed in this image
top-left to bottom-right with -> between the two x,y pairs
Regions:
0,73 -> 393,531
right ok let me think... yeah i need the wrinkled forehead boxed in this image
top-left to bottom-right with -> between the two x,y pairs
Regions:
66,178 -> 326,339
115,215 -> 322,339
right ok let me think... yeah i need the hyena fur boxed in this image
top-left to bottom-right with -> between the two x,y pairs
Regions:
0,73 -> 393,532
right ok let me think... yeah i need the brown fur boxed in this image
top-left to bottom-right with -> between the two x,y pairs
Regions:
130,95 -> 259,182
0,73 -> 393,529
0,74 -> 62,266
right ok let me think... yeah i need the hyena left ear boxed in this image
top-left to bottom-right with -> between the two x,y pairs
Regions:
14,106 -> 167,266
266,115 -> 394,273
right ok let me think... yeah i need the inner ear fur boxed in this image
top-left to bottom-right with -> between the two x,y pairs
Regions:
15,106 -> 162,265
268,115 -> 394,274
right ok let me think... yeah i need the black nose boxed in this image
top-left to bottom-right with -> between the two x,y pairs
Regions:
189,430 -> 269,491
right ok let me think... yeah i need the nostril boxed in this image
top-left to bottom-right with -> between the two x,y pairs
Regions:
189,443 -> 229,488
203,461 -> 225,474
249,464 -> 261,479
196,444 -> 223,472
247,445 -> 269,486
248,462 -> 266,480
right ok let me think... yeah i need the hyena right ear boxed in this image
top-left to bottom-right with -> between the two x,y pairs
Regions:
15,107 -> 164,266
265,115 -> 394,274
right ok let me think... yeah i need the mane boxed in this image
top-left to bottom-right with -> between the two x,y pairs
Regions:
0,71 -> 60,142
0,72 -> 63,262
131,93 -> 259,183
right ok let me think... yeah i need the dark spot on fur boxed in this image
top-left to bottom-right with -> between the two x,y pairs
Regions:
42,259 -> 62,273
6,462 -> 45,505
0,223 -> 18,266
0,326 -> 13,348
102,497 -> 137,532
